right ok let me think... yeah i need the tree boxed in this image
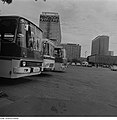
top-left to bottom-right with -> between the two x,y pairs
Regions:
1,0 -> 46,4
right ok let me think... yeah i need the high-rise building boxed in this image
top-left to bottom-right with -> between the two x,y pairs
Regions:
61,43 -> 81,61
91,35 -> 109,55
39,12 -> 61,45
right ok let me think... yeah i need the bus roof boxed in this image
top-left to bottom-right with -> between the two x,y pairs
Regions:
0,15 -> 43,32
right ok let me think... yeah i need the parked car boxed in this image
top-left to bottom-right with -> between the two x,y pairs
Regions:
110,65 -> 117,71
103,65 -> 109,68
76,63 -> 81,66
71,62 -> 76,66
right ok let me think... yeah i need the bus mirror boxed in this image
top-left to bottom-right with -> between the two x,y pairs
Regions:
25,24 -> 28,31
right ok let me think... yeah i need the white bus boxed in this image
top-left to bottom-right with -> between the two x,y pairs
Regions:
54,46 -> 67,71
42,39 -> 55,71
0,16 -> 43,78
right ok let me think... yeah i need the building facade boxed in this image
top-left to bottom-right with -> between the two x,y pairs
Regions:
61,43 -> 81,62
39,12 -> 61,45
91,35 -> 109,56
107,51 -> 114,56
89,35 -> 115,65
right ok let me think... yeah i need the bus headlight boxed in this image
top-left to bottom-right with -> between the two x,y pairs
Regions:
20,61 -> 26,67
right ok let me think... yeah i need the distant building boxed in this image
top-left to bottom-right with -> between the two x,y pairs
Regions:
107,51 -> 114,56
39,12 -> 61,45
89,35 -> 115,65
88,55 -> 117,65
91,35 -> 109,55
61,43 -> 81,62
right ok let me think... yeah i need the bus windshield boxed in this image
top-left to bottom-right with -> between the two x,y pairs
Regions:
0,18 -> 17,42
54,48 -> 63,58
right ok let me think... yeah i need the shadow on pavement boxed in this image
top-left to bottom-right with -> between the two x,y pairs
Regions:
0,73 -> 53,86
52,70 -> 66,73
0,77 -> 32,86
28,73 -> 53,78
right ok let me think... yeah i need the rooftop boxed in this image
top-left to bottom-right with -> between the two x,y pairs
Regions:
42,12 -> 59,16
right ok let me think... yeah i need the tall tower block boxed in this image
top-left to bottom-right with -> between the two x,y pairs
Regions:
39,12 -> 61,45
91,35 -> 109,56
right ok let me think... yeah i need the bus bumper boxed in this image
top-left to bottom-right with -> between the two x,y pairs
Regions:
13,67 -> 41,74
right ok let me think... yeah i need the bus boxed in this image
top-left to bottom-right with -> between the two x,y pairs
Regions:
42,39 -> 55,71
0,16 -> 43,78
54,46 -> 67,71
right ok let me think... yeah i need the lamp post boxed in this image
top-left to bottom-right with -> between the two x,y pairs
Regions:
85,51 -> 87,58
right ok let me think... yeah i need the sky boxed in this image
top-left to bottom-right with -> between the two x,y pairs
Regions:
0,0 -> 117,57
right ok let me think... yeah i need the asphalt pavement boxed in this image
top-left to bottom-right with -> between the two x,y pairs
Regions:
0,66 -> 117,116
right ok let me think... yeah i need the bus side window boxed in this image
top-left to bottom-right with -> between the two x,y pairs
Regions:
44,42 -> 48,55
47,43 -> 49,55
43,42 -> 46,55
60,50 -> 62,58
35,27 -> 42,52
54,49 -> 58,57
52,45 -> 54,57
26,24 -> 30,48
30,24 -> 36,50
43,42 -> 49,55
28,36 -> 33,49
17,20 -> 26,48
37,39 -> 39,50
25,23 -> 34,49
49,44 -> 54,57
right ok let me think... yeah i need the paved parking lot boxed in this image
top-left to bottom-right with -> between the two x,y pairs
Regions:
0,66 -> 117,116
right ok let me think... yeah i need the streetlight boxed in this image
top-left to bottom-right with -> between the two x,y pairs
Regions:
85,51 -> 87,58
